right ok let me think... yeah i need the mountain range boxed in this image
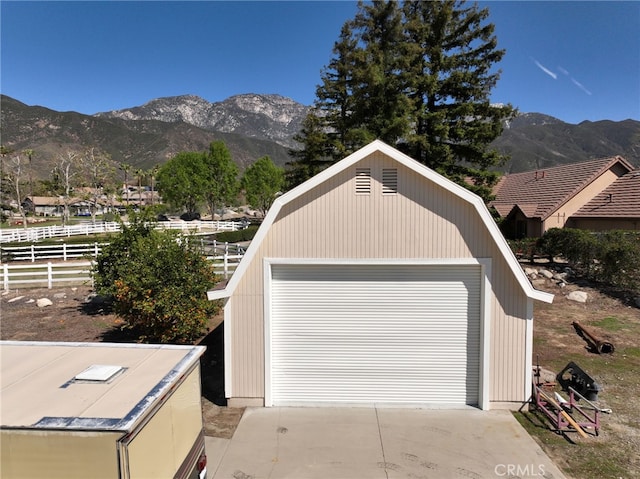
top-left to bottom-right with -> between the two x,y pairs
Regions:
1,93 -> 638,181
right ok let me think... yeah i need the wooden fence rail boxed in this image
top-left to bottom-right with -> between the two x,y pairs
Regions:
2,261 -> 94,290
0,220 -> 247,244
1,240 -> 244,263
1,255 -> 242,290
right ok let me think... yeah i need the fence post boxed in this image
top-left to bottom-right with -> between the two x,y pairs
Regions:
224,253 -> 229,279
3,263 -> 8,291
94,242 -> 99,258
63,243 -> 68,261
47,262 -> 53,289
31,244 -> 35,263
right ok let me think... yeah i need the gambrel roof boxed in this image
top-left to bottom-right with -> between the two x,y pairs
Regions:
491,156 -> 634,220
209,140 -> 553,303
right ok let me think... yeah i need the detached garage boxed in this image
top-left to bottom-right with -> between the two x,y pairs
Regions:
208,141 -> 553,410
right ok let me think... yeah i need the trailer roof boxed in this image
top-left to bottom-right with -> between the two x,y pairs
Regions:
0,341 -> 205,432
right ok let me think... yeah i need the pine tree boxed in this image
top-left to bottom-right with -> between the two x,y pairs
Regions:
289,0 -> 515,201
400,0 -> 514,199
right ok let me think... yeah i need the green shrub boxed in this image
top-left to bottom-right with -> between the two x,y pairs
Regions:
216,225 -> 259,243
537,228 -> 640,292
507,237 -> 538,259
596,230 -> 640,290
92,211 -> 220,343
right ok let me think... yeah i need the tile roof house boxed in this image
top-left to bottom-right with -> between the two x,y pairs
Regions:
568,170 -> 640,231
491,156 -> 635,238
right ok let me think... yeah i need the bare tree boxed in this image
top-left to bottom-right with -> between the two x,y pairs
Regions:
52,151 -> 81,225
81,148 -> 116,224
23,149 -> 35,197
3,153 -> 30,229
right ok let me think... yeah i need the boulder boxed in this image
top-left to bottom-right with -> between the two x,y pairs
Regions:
538,269 -> 554,279
567,291 -> 588,303
36,298 -> 53,307
552,272 -> 568,281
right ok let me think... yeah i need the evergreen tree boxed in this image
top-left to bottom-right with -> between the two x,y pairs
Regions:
401,0 -> 513,199
289,0 -> 514,201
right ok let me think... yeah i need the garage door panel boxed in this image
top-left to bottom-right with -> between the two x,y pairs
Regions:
270,264 -> 481,406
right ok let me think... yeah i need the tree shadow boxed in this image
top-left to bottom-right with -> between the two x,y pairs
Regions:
198,321 -> 226,406
82,294 -> 227,405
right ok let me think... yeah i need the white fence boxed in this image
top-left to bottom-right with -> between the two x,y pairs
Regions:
1,240 -> 244,263
1,243 -> 104,262
1,254 -> 242,291
1,261 -> 94,290
0,220 -> 246,244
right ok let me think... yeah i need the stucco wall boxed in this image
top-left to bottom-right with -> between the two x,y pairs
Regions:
542,168 -> 625,233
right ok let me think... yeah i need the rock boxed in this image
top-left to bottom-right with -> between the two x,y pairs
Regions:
36,298 -> 53,307
26,299 -> 35,303
53,292 -> 67,299
567,291 -> 588,303
538,269 -> 554,279
524,267 -> 537,276
8,296 -> 25,303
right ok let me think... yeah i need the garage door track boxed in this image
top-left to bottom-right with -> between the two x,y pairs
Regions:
207,407 -> 566,478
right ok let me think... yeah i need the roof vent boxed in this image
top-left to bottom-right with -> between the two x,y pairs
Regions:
74,364 -> 125,383
355,168 -> 371,195
382,168 -> 398,195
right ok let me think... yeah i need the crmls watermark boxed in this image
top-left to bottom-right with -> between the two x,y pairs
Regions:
494,463 -> 546,477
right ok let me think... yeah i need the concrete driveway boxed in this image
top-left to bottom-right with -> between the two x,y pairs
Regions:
206,407 -> 566,479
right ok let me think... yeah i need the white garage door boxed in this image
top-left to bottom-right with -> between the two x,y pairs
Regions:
269,264 -> 481,407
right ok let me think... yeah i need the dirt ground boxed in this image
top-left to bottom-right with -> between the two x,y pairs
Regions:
1,270 -> 639,477
522,262 -> 640,479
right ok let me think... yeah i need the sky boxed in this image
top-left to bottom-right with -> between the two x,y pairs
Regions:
1,1 -> 639,125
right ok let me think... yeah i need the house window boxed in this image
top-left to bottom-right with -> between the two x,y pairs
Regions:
355,168 -> 371,195
382,168 -> 398,195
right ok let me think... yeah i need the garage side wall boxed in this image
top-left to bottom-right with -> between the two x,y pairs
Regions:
228,151 -> 530,405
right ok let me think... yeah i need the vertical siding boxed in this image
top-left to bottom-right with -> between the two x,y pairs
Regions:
230,151 -> 531,403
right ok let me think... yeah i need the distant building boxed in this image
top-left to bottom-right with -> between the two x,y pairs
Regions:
491,156 -> 637,238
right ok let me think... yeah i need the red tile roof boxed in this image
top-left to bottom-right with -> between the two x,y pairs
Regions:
572,171 -> 640,218
491,156 -> 634,220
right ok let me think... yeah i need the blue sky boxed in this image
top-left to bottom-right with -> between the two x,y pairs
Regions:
1,1 -> 638,124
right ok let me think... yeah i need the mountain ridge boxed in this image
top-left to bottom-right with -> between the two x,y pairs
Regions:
1,94 -> 638,182
95,93 -> 308,150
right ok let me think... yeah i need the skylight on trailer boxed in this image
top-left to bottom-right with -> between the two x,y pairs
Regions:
75,365 -> 124,382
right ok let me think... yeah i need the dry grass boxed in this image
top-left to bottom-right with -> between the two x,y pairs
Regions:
520,267 -> 640,479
